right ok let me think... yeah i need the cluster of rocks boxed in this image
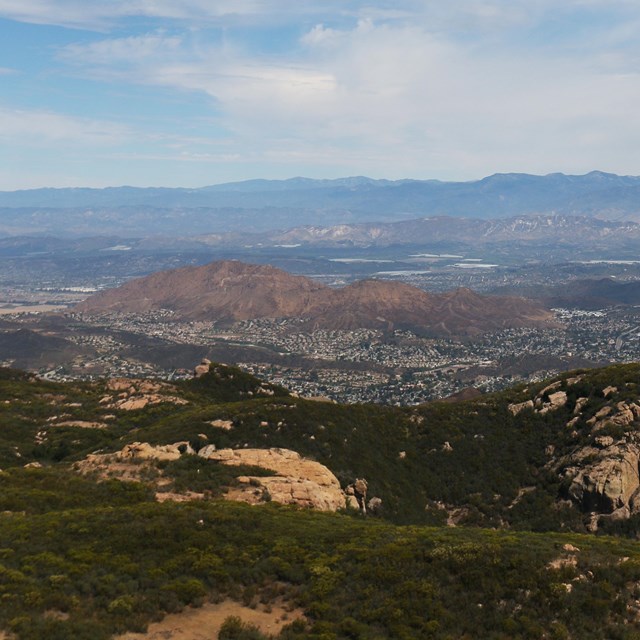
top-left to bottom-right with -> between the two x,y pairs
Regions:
555,393 -> 640,530
507,375 -> 640,530
560,439 -> 640,529
99,378 -> 188,411
118,441 -> 194,461
508,378 -> 577,417
532,380 -> 640,530
77,440 -> 378,513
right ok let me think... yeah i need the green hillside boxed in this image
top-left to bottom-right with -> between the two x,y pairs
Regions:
2,362 -> 640,637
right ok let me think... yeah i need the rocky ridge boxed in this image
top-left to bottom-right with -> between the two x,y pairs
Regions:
11,359 -> 640,535
508,373 -> 640,530
260,213 -> 640,248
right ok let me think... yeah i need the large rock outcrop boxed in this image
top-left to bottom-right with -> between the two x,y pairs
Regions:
541,380 -> 640,529
510,379 -> 573,417
564,442 -> 640,517
199,447 -> 346,511
76,443 -> 348,512
76,441 -> 195,477
553,392 -> 640,527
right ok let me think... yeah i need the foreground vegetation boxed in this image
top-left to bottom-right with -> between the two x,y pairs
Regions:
3,363 -> 640,636
2,473 -> 640,639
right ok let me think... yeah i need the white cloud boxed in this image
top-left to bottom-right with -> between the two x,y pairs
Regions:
0,0 -> 264,29
2,0 -> 639,32
52,10 -> 640,178
5,1 -> 640,182
61,33 -> 183,66
0,106 -> 130,144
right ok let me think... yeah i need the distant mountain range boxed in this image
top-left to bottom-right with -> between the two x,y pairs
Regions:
76,259 -> 553,336
231,213 -> 640,248
2,213 -> 639,259
2,171 -> 640,237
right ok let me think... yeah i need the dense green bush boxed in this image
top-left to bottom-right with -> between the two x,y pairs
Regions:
0,499 -> 637,639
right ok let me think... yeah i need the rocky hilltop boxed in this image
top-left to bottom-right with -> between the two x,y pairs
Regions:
76,259 -> 553,336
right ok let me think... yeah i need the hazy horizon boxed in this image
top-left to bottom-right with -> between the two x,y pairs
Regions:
1,169 -> 639,193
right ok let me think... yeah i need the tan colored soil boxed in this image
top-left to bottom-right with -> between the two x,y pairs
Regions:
115,599 -> 304,639
0,305 -> 68,315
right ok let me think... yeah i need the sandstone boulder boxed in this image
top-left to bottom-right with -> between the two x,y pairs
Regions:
198,444 -> 217,458
367,496 -> 383,514
119,441 -> 194,461
587,401 -> 638,432
614,402 -> 637,426
346,478 -> 369,513
594,436 -> 614,448
101,378 -> 188,411
573,397 -> 589,415
199,447 -> 346,511
539,381 -> 562,396
209,419 -> 233,430
194,358 -> 211,378
508,400 -> 534,416
539,391 -> 568,415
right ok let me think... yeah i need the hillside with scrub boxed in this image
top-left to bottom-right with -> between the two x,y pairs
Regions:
3,362 -> 640,637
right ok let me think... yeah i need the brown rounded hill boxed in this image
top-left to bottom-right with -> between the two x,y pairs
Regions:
76,260 -> 554,336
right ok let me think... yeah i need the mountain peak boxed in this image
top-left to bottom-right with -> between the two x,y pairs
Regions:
77,260 -> 553,336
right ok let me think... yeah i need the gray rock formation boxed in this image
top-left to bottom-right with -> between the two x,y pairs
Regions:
558,440 -> 640,529
549,385 -> 640,529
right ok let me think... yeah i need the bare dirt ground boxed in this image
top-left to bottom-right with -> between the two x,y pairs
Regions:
0,305 -> 68,314
115,599 -> 305,639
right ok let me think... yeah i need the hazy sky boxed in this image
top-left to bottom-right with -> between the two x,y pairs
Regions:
1,1 -> 640,189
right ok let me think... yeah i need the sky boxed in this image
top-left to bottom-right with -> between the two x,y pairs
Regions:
1,1 -> 640,189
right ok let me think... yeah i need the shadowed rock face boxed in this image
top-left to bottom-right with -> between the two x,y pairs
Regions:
566,443 -> 640,515
76,260 -> 553,336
